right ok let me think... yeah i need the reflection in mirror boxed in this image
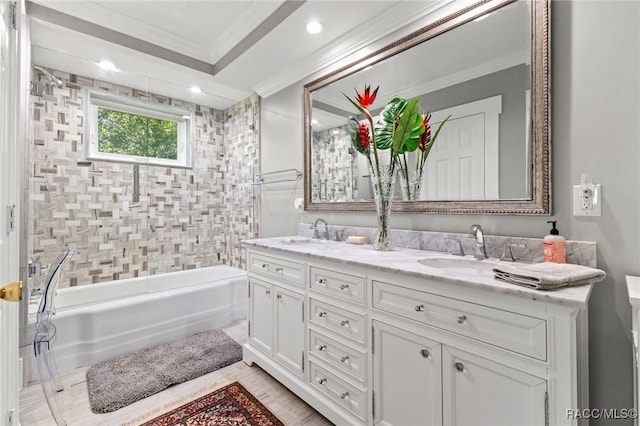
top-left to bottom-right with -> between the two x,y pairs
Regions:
304,0 -> 550,214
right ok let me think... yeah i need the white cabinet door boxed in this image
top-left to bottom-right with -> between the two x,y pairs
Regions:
274,287 -> 304,375
248,278 -> 274,355
443,346 -> 547,426
373,320 -> 443,426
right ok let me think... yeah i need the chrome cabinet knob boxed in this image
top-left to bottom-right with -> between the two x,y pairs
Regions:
265,289 -> 271,295
457,315 -> 467,324
340,284 -> 349,290
276,294 -> 282,299
318,345 -> 327,351
340,320 -> 349,326
318,377 -> 327,385
415,304 -> 425,312
318,311 -> 327,318
275,267 -> 283,272
340,392 -> 350,400
455,362 -> 465,372
340,355 -> 349,363
318,278 -> 327,284
420,349 -> 431,359
261,263 -> 269,269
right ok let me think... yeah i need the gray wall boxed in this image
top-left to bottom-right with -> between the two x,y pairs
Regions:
260,1 -> 640,421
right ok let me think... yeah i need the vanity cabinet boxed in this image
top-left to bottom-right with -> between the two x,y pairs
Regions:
243,241 -> 591,426
372,320 -> 443,425
442,346 -> 547,426
372,295 -> 548,426
247,252 -> 305,376
308,266 -> 368,421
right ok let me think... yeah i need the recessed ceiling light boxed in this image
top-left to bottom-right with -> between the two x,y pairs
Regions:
189,86 -> 202,94
306,21 -> 323,34
98,60 -> 117,71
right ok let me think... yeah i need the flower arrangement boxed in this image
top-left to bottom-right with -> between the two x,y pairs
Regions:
343,85 -> 450,249
344,85 -> 451,200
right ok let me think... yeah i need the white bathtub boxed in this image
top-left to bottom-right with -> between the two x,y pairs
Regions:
46,265 -> 247,375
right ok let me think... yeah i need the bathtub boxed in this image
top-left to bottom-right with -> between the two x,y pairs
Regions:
43,265 -> 247,375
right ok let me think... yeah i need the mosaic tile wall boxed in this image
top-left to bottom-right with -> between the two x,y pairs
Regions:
29,69 -> 260,289
223,93 -> 260,271
311,125 -> 359,201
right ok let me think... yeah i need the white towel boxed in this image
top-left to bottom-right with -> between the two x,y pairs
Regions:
492,262 -> 606,290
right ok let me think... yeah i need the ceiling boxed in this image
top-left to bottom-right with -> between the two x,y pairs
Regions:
27,0 -> 462,110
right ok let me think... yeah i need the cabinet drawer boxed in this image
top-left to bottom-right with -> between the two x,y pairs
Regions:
248,251 -> 304,286
310,266 -> 365,305
309,298 -> 366,345
309,329 -> 367,383
310,360 -> 367,421
372,280 -> 547,360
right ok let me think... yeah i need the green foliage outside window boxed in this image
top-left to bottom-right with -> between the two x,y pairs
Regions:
98,107 -> 178,160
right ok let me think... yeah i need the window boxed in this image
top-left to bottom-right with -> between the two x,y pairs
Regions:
85,90 -> 193,168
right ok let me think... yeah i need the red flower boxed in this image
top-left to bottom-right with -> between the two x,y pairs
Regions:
419,113 -> 432,151
355,85 -> 379,110
358,123 -> 371,149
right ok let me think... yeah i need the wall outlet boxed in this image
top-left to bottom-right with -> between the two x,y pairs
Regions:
573,184 -> 602,216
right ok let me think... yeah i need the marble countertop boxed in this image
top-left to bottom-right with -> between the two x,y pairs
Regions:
243,236 -> 595,309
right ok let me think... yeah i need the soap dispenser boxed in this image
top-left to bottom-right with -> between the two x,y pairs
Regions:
543,220 -> 566,263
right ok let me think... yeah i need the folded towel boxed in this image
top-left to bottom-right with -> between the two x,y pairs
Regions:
492,262 -> 606,290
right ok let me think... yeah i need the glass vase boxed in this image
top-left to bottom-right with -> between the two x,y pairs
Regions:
398,168 -> 423,201
369,164 -> 396,251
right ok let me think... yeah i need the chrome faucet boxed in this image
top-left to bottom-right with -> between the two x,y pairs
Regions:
469,224 -> 488,259
311,218 -> 330,240
500,243 -> 527,262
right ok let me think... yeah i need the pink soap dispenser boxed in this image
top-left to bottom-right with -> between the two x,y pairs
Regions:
543,220 -> 566,263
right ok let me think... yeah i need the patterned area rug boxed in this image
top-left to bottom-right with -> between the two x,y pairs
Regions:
139,382 -> 285,426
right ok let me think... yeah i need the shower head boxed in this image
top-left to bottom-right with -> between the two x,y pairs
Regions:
32,65 -> 63,88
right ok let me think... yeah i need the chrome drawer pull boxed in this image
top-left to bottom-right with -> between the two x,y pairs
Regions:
318,377 -> 327,385
339,284 -> 349,290
420,349 -> 430,359
340,320 -> 349,326
318,278 -> 327,284
275,267 -> 283,272
455,362 -> 465,372
318,345 -> 327,351
415,304 -> 425,312
318,312 -> 327,318
340,392 -> 350,400
457,315 -> 467,324
340,355 -> 349,363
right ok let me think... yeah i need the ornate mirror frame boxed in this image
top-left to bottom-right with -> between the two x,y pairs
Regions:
303,0 -> 550,214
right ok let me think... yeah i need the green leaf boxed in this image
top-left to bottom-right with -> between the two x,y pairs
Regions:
375,97 -> 406,150
392,97 -> 423,155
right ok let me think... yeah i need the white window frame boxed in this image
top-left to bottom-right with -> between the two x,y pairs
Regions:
85,89 -> 194,168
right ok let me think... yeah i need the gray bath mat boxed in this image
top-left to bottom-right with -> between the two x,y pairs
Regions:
86,329 -> 243,413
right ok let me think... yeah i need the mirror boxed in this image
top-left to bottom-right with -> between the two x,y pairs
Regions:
304,0 -> 550,214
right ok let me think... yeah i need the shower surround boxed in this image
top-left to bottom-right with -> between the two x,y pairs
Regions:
29,69 -> 260,289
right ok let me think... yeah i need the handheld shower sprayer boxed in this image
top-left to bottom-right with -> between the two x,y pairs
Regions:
32,65 -> 63,88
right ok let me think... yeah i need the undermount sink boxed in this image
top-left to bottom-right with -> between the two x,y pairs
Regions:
417,256 -> 499,273
279,237 -> 333,245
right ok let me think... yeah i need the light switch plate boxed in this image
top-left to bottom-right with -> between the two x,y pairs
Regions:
573,184 -> 602,216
